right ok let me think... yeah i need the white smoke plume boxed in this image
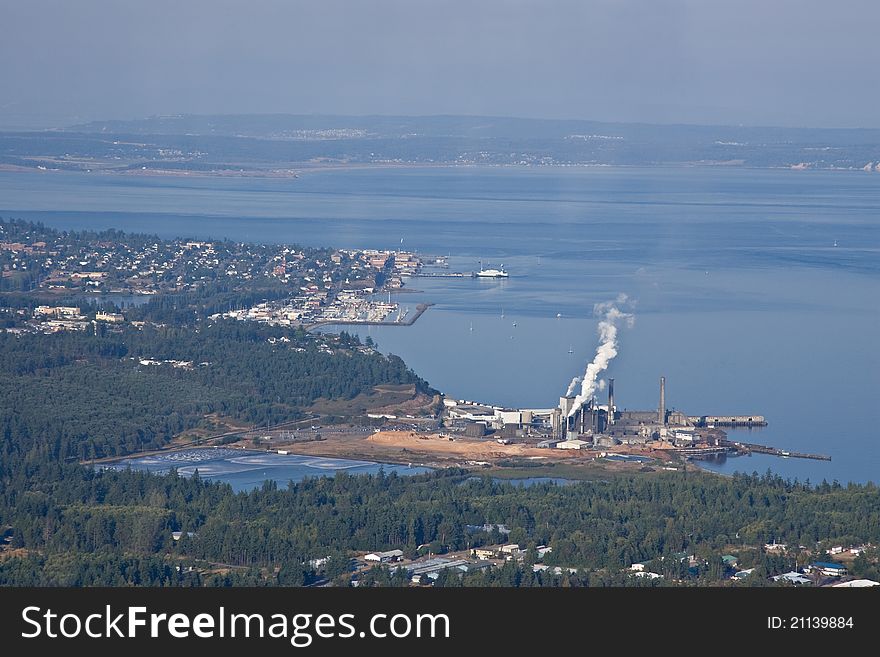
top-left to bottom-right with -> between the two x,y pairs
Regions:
567,294 -> 634,417
565,376 -> 582,397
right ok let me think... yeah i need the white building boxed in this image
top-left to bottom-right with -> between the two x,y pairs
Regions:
633,571 -> 662,579
556,439 -> 589,450
806,562 -> 847,577
832,579 -> 879,587
364,549 -> 404,563
498,411 -> 523,426
95,312 -> 125,323
764,542 -> 787,552
771,571 -> 812,585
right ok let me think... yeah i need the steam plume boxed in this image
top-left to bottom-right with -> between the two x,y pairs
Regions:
567,294 -> 634,417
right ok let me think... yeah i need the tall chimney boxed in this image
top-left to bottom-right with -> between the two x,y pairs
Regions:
659,376 -> 666,425
607,378 -> 615,426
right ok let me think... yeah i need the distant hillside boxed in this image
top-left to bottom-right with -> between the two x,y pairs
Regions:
2,114 -> 879,173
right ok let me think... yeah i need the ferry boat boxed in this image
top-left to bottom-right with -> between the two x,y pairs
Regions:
474,262 -> 509,278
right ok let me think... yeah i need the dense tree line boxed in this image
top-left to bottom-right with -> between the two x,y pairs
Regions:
0,321 -> 431,460
1,450 -> 878,585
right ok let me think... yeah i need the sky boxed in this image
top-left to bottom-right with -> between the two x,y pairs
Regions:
1,0 -> 878,129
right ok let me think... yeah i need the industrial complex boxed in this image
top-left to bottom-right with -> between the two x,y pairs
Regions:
442,374 -> 827,463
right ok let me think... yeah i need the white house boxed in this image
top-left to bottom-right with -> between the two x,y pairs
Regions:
771,571 -> 812,585
633,571 -> 662,579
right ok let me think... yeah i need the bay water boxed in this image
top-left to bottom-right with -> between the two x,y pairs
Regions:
2,166 -> 877,483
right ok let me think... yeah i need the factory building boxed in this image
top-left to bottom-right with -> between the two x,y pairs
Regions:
550,394 -> 612,442
445,373 -> 731,452
547,374 -> 699,447
445,400 -> 552,436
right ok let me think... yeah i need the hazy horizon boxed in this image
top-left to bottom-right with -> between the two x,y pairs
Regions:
25,111 -> 880,135
2,0 -> 879,131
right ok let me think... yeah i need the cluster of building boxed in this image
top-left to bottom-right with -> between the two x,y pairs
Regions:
0,220 -> 425,301
547,376 -> 739,450
628,544 -> 878,587
0,303 -> 169,335
0,305 -> 131,334
357,541 -> 556,585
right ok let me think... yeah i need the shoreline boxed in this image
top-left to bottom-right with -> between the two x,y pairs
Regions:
1,161 -> 871,182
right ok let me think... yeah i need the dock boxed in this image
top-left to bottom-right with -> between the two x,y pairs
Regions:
306,303 -> 434,330
724,440 -> 831,461
689,415 -> 767,427
672,446 -> 734,457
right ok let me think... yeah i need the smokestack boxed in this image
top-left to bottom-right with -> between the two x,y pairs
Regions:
559,396 -> 574,417
607,378 -> 615,426
558,397 -> 576,439
659,376 -> 666,425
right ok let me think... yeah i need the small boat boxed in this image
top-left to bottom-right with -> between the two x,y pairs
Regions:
568,345 -> 574,354
512,322 -> 517,327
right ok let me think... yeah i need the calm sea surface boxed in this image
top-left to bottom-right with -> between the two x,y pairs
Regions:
2,166 -> 878,484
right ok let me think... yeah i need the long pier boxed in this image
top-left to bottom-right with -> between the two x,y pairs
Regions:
689,415 -> 767,427
672,446 -> 734,457
411,271 -> 468,278
725,440 -> 831,461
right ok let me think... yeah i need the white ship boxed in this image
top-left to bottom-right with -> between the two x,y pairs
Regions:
474,261 -> 509,278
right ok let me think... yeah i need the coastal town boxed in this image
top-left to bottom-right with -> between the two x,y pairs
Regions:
0,218 -> 431,333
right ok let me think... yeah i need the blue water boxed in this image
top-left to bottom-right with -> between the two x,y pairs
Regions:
3,166 -> 878,484
101,448 -> 430,493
